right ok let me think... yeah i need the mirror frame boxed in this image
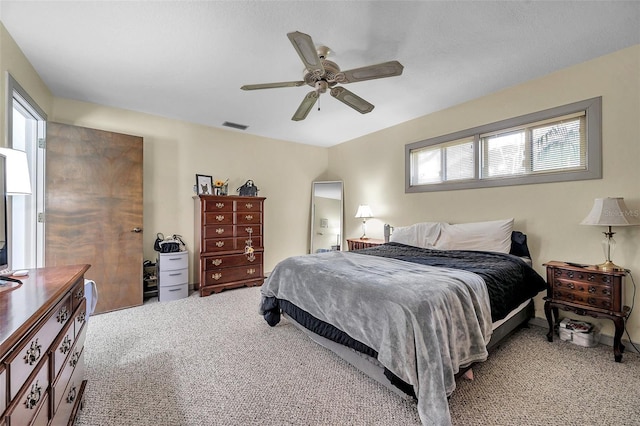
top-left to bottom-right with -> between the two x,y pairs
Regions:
310,181 -> 343,254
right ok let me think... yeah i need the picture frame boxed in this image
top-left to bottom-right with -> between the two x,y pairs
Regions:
196,174 -> 213,195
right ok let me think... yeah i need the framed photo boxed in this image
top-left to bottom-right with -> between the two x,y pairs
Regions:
196,174 -> 213,195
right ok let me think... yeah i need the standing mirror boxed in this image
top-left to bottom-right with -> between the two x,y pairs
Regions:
310,181 -> 343,253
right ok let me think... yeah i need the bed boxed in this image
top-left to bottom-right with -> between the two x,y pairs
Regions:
259,219 -> 547,425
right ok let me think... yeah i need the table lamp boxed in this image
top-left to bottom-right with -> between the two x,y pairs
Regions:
354,204 -> 373,239
580,197 -> 639,271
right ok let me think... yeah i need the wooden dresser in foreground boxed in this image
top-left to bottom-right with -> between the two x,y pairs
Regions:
1,264 -> 91,425
194,195 -> 265,296
543,261 -> 628,362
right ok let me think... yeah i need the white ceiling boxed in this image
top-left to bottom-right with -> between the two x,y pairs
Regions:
1,1 -> 639,148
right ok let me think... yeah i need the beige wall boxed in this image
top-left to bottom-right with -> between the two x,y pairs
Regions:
329,44 -> 640,341
50,98 -> 328,281
0,23 -> 53,146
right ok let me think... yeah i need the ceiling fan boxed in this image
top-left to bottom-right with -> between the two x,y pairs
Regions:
241,31 -> 404,121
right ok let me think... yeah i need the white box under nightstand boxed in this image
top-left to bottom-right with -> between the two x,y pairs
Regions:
157,251 -> 189,302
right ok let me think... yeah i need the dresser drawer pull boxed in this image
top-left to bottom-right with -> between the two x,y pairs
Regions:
75,288 -> 84,299
602,288 -> 611,296
77,311 -> 86,325
169,288 -> 182,292
67,384 -> 77,404
215,215 -> 225,222
245,214 -> 254,221
168,257 -> 183,261
601,276 -> 611,284
587,275 -> 595,282
60,335 -> 73,355
169,273 -> 182,277
216,202 -> 225,208
69,351 -> 81,368
24,339 -> 42,365
216,228 -> 225,234
588,286 -> 596,294
212,273 -> 222,280
216,241 -> 225,248
245,227 -> 253,233
247,268 -> 256,275
566,271 -> 574,279
211,259 -> 222,266
245,203 -> 253,209
24,381 -> 42,409
567,282 -> 575,289
57,306 -> 69,323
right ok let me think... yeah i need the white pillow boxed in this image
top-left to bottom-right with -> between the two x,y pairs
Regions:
434,219 -> 514,253
390,222 -> 442,249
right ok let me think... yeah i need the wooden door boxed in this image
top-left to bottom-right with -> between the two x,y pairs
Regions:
45,122 -> 143,313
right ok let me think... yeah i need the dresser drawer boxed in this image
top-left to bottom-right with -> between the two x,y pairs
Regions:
240,235 -> 262,249
158,252 -> 188,271
203,237 -> 236,253
204,224 -> 234,239
52,326 -> 86,415
203,198 -> 233,212
203,264 -> 263,286
236,212 -> 262,225
159,269 -> 188,287
159,283 -> 189,302
236,199 -> 262,212
204,212 -> 233,225
53,302 -> 88,380
203,252 -> 263,271
8,294 -> 72,399
6,358 -> 49,426
50,352 -> 85,426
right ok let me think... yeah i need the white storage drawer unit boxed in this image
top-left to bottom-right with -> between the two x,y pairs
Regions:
157,251 -> 189,302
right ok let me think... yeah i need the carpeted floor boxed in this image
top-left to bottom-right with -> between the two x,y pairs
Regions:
76,286 -> 640,426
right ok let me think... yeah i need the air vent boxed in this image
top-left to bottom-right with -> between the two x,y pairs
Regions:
222,121 -> 248,130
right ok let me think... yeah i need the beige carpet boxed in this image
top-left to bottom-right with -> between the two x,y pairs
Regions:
76,286 -> 640,426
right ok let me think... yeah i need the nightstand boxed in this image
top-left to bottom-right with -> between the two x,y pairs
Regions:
543,261 -> 629,362
347,238 -> 385,250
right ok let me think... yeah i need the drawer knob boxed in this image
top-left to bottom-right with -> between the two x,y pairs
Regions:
601,276 -> 611,284
70,351 -> 81,368
24,381 -> 42,409
57,306 -> 69,323
602,288 -> 611,296
24,339 -> 42,365
216,228 -> 225,234
216,202 -> 225,208
247,268 -> 256,275
567,282 -> 575,289
567,271 -> 574,279
588,286 -> 596,294
245,203 -> 253,209
216,241 -> 225,248
211,259 -> 222,266
60,335 -> 73,355
77,311 -> 87,324
245,227 -> 253,234
212,273 -> 222,280
245,214 -> 254,221
215,215 -> 225,222
67,383 -> 77,404
75,288 -> 84,299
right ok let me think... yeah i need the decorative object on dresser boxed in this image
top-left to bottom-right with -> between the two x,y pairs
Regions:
354,204 -> 374,239
195,174 -> 213,195
347,238 -> 384,251
194,195 -> 266,296
543,261 -> 629,362
236,180 -> 259,197
580,197 -> 639,272
157,251 -> 189,302
0,264 -> 91,425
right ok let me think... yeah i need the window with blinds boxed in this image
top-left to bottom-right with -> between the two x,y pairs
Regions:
406,98 -> 601,193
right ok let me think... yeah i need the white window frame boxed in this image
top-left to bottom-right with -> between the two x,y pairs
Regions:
405,97 -> 602,193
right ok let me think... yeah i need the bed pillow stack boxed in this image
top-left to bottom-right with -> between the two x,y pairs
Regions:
389,218 -> 514,254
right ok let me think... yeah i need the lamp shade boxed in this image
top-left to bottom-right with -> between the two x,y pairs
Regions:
0,147 -> 32,195
354,204 -> 373,219
580,197 -> 639,226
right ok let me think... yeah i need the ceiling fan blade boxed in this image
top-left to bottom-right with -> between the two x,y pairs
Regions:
292,91 -> 319,121
336,61 -> 404,83
287,31 -> 324,76
330,87 -> 374,114
241,81 -> 305,90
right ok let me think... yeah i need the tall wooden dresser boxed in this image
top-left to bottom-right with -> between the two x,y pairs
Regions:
194,195 -> 265,296
1,264 -> 90,426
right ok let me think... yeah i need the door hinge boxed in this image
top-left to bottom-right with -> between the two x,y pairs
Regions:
38,138 -> 46,149
37,213 -> 45,223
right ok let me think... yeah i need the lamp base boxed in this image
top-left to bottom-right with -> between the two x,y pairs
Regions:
595,260 -> 625,272
360,235 -> 369,240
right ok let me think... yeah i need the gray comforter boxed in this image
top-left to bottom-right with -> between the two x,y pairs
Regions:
260,251 -> 493,426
